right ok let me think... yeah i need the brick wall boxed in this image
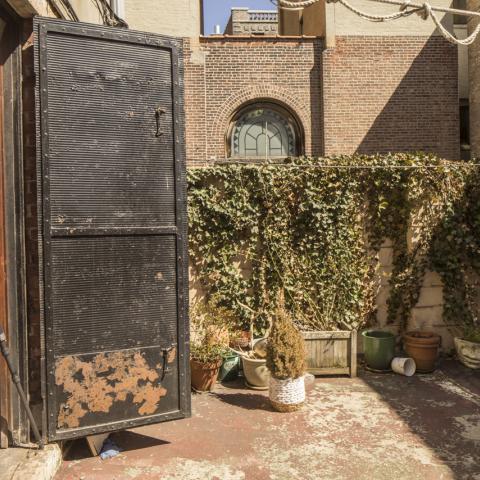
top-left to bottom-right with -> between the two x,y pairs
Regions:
184,35 -> 459,165
184,37 -> 324,165
322,36 -> 460,159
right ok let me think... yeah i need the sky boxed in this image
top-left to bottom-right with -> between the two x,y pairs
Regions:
203,0 -> 277,35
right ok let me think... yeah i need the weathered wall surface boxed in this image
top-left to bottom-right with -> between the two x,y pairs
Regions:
20,19 -> 42,407
123,0 -> 201,38
189,233 -> 455,351
333,0 -> 453,36
6,0 -> 50,17
69,0 -> 103,24
468,0 -> 480,157
374,239 -> 452,352
322,36 -> 460,159
184,37 -> 324,165
279,0 -> 453,39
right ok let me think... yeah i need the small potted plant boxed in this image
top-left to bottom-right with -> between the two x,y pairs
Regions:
189,298 -> 231,391
454,324 -> 480,369
266,293 -> 306,412
190,342 -> 226,392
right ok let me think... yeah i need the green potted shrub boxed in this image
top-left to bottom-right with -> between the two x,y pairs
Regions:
266,293 -> 306,412
454,324 -> 480,369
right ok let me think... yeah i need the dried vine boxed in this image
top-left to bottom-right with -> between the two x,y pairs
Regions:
188,154 -> 480,337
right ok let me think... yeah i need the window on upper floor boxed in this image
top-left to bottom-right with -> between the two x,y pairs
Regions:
228,103 -> 302,159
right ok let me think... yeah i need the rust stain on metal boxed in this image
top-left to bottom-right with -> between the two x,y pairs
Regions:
55,350 -> 167,429
167,347 -> 177,364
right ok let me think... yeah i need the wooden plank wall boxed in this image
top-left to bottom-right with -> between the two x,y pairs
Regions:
303,331 -> 357,377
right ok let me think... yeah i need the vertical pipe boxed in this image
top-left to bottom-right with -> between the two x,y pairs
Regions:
110,0 -> 125,18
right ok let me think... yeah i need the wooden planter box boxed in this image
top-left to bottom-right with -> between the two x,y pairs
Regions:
302,331 -> 357,377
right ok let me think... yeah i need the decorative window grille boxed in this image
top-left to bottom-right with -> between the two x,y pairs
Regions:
230,104 -> 299,158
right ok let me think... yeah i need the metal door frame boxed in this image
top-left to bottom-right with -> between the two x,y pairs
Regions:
34,17 -> 190,442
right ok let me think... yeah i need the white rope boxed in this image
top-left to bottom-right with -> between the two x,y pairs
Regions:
277,0 -> 480,45
276,0 -> 321,8
425,3 -> 480,45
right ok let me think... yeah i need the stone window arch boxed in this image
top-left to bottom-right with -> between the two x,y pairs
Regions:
228,102 -> 302,159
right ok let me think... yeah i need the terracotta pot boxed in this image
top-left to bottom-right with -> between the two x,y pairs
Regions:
229,330 -> 252,349
403,331 -> 441,373
190,358 -> 222,392
454,337 -> 480,369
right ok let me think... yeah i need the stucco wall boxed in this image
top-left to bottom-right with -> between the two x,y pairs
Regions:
6,0 -> 50,17
279,0 -> 454,37
123,0 -> 201,38
333,0 -> 454,36
374,239 -> 454,352
69,0 -> 103,24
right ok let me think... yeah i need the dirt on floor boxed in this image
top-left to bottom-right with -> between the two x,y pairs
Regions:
56,359 -> 480,480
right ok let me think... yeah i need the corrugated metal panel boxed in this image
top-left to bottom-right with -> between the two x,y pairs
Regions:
34,17 -> 190,442
46,33 -> 176,230
50,236 -> 178,356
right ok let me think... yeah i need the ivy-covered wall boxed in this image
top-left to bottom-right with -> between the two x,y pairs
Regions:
188,155 -> 480,352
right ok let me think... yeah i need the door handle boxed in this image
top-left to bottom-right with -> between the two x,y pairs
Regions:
155,107 -> 166,137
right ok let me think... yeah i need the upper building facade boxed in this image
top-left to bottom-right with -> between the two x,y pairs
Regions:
183,0 -> 459,165
224,7 -> 278,35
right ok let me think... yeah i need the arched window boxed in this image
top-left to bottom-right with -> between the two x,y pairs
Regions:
229,103 -> 301,159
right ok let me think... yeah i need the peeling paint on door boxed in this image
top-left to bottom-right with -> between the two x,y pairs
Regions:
55,350 -> 168,429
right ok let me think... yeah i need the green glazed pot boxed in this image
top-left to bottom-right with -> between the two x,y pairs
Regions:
217,352 -> 240,383
362,330 -> 396,371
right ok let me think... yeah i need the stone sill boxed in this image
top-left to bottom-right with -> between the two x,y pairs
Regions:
201,34 -> 321,41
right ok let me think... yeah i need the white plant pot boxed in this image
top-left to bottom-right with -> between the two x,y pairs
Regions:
455,337 -> 480,369
242,356 -> 270,390
269,376 -> 306,412
391,357 -> 416,376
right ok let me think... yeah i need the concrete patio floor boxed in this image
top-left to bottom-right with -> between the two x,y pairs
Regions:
56,359 -> 480,480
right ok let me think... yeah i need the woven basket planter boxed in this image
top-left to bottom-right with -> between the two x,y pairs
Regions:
269,376 -> 305,412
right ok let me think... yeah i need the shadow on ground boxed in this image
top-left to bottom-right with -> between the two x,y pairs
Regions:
63,431 -> 170,461
211,391 -> 272,411
359,358 -> 480,479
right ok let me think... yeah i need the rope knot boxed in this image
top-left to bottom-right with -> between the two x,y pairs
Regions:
421,2 -> 432,20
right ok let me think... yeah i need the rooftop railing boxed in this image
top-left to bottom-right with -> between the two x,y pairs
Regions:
248,10 -> 278,22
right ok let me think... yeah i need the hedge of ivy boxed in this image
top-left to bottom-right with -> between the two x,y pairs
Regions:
188,154 -> 480,336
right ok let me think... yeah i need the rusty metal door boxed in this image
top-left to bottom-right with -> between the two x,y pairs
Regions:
34,17 -> 189,441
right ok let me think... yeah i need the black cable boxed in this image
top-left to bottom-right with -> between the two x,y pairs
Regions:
92,0 -> 128,28
0,326 -> 44,449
